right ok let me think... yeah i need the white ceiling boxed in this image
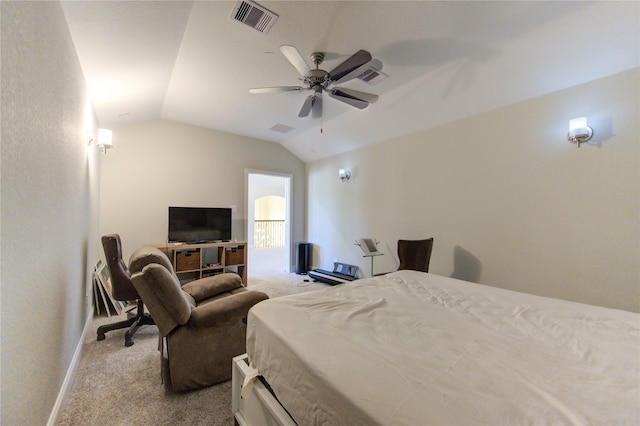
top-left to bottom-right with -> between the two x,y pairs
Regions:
61,1 -> 639,163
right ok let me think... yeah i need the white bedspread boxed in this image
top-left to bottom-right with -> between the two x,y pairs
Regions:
246,271 -> 639,425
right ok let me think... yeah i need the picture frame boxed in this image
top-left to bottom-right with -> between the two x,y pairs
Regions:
95,259 -> 113,297
93,259 -> 122,316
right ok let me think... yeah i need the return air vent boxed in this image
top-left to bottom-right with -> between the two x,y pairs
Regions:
269,123 -> 295,134
229,1 -> 278,35
357,64 -> 388,86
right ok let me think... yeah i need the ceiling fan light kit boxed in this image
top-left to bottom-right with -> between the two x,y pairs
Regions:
250,45 -> 383,119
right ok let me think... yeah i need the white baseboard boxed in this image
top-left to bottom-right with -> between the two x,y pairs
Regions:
46,306 -> 94,426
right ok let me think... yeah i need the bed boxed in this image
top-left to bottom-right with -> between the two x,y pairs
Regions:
232,270 -> 639,425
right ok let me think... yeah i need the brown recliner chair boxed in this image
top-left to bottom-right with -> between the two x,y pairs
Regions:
128,246 -> 269,392
97,234 -> 154,347
397,238 -> 434,273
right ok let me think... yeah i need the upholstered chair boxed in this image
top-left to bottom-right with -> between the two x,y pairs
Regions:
397,238 -> 434,273
375,238 -> 435,276
128,246 -> 268,392
97,234 -> 154,346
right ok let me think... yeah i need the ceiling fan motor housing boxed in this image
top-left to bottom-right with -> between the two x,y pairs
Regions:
310,52 -> 325,66
305,69 -> 330,90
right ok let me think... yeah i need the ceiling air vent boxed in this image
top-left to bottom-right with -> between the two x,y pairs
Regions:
269,123 -> 295,134
229,1 -> 278,35
356,59 -> 388,86
357,66 -> 389,86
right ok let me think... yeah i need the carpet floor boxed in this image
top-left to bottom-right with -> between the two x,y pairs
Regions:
55,268 -> 328,426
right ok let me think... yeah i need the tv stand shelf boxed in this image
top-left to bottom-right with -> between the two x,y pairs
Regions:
156,241 -> 247,286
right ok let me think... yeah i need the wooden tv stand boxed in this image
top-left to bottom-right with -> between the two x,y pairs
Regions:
156,241 -> 247,285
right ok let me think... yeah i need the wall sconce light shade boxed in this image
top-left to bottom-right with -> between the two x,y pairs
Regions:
567,117 -> 593,147
97,128 -> 113,153
339,168 -> 351,182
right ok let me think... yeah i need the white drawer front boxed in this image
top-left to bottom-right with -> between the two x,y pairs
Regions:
232,354 -> 296,426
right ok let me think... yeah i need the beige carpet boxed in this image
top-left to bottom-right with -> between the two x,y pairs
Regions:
55,269 -> 328,426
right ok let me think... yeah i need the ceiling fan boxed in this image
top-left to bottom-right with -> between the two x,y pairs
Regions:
249,45 -> 381,118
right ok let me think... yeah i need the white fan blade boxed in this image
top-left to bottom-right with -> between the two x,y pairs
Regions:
298,95 -> 314,117
333,87 -> 378,103
311,95 -> 322,118
331,58 -> 383,85
330,95 -> 367,109
327,50 -> 372,83
249,86 -> 303,94
329,88 -> 378,109
280,45 -> 310,76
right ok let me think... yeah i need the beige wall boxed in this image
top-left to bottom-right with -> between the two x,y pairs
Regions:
1,2 -> 101,424
99,120 -> 305,263
307,68 -> 639,313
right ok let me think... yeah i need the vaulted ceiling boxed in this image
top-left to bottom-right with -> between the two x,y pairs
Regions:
61,1 -> 639,162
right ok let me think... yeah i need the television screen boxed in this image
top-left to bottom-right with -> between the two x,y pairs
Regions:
168,207 -> 232,243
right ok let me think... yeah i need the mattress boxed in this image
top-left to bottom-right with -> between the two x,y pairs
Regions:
246,270 -> 639,425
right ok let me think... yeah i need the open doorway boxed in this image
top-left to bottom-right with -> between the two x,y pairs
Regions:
246,171 -> 292,276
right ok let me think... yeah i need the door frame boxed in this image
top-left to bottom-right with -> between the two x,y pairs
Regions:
245,169 -> 293,273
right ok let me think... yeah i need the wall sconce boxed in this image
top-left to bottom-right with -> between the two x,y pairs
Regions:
339,168 -> 351,182
567,117 -> 593,147
97,128 -> 113,153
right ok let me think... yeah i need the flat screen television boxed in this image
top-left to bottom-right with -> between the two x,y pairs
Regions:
168,207 -> 232,243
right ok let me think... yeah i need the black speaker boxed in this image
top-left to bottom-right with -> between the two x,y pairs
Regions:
295,242 -> 311,274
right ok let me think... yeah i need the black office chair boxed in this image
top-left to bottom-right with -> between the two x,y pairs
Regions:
397,238 -> 434,273
96,234 -> 154,347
